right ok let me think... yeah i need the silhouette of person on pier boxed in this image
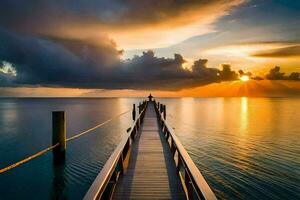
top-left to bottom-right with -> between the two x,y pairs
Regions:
148,93 -> 153,101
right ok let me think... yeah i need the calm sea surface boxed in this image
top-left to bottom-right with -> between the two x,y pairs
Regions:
0,98 -> 299,199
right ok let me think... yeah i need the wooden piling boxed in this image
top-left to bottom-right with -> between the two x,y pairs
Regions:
160,104 -> 163,113
163,105 -> 166,120
52,111 -> 66,156
132,104 -> 136,121
138,103 -> 141,114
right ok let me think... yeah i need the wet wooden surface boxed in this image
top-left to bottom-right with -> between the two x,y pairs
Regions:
113,102 -> 186,200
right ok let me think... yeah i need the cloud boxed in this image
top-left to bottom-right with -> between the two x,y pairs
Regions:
218,64 -> 238,80
0,28 -> 242,90
0,0 -> 245,49
0,0 -> 244,31
1,0 -> 298,93
252,45 -> 300,58
1,28 -> 299,92
0,61 -> 17,86
266,66 -> 300,80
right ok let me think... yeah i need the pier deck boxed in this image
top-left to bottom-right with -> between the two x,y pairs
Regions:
113,102 -> 186,199
84,99 -> 216,200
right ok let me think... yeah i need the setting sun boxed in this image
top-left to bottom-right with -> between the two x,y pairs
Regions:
240,75 -> 250,82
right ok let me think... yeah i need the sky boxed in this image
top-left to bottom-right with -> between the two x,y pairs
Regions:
0,0 -> 299,97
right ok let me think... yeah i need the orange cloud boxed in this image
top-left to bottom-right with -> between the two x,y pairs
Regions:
252,45 -> 300,58
201,42 -> 300,73
44,0 -> 245,49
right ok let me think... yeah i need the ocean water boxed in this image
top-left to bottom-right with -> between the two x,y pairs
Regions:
0,97 -> 299,199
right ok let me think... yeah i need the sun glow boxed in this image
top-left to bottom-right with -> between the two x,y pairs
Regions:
240,75 -> 250,82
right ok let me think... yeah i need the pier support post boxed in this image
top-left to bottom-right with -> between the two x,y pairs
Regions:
52,111 -> 66,157
132,104 -> 136,121
138,103 -> 141,114
163,105 -> 166,120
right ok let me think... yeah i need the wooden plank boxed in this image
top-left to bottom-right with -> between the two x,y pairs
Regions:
113,102 -> 186,200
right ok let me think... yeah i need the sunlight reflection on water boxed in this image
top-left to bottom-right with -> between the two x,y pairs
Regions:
158,97 -> 300,199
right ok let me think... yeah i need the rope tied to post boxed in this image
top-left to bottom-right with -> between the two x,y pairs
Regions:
0,109 -> 130,174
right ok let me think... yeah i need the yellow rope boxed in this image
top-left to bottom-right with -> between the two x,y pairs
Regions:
0,143 -> 59,174
67,110 -> 129,142
0,110 -> 130,174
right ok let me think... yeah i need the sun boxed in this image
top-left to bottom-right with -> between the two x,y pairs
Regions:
240,75 -> 250,82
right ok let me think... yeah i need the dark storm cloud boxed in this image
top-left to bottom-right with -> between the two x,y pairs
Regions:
218,64 -> 238,80
266,66 -> 300,81
0,0 -> 249,90
252,45 -> 300,58
0,29 -> 85,85
0,29 -> 242,90
0,0 -> 243,34
117,53 -> 229,90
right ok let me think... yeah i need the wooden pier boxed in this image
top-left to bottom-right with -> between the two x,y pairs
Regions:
84,98 -> 217,200
113,102 -> 185,199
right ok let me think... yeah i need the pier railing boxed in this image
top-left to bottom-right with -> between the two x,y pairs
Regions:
83,101 -> 148,200
154,101 -> 217,200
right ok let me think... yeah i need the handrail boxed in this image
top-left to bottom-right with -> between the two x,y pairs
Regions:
84,101 -> 148,200
154,102 -> 217,200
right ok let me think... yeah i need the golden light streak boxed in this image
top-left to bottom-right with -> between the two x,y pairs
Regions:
203,43 -> 291,60
202,43 -> 300,72
1,80 -> 299,97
